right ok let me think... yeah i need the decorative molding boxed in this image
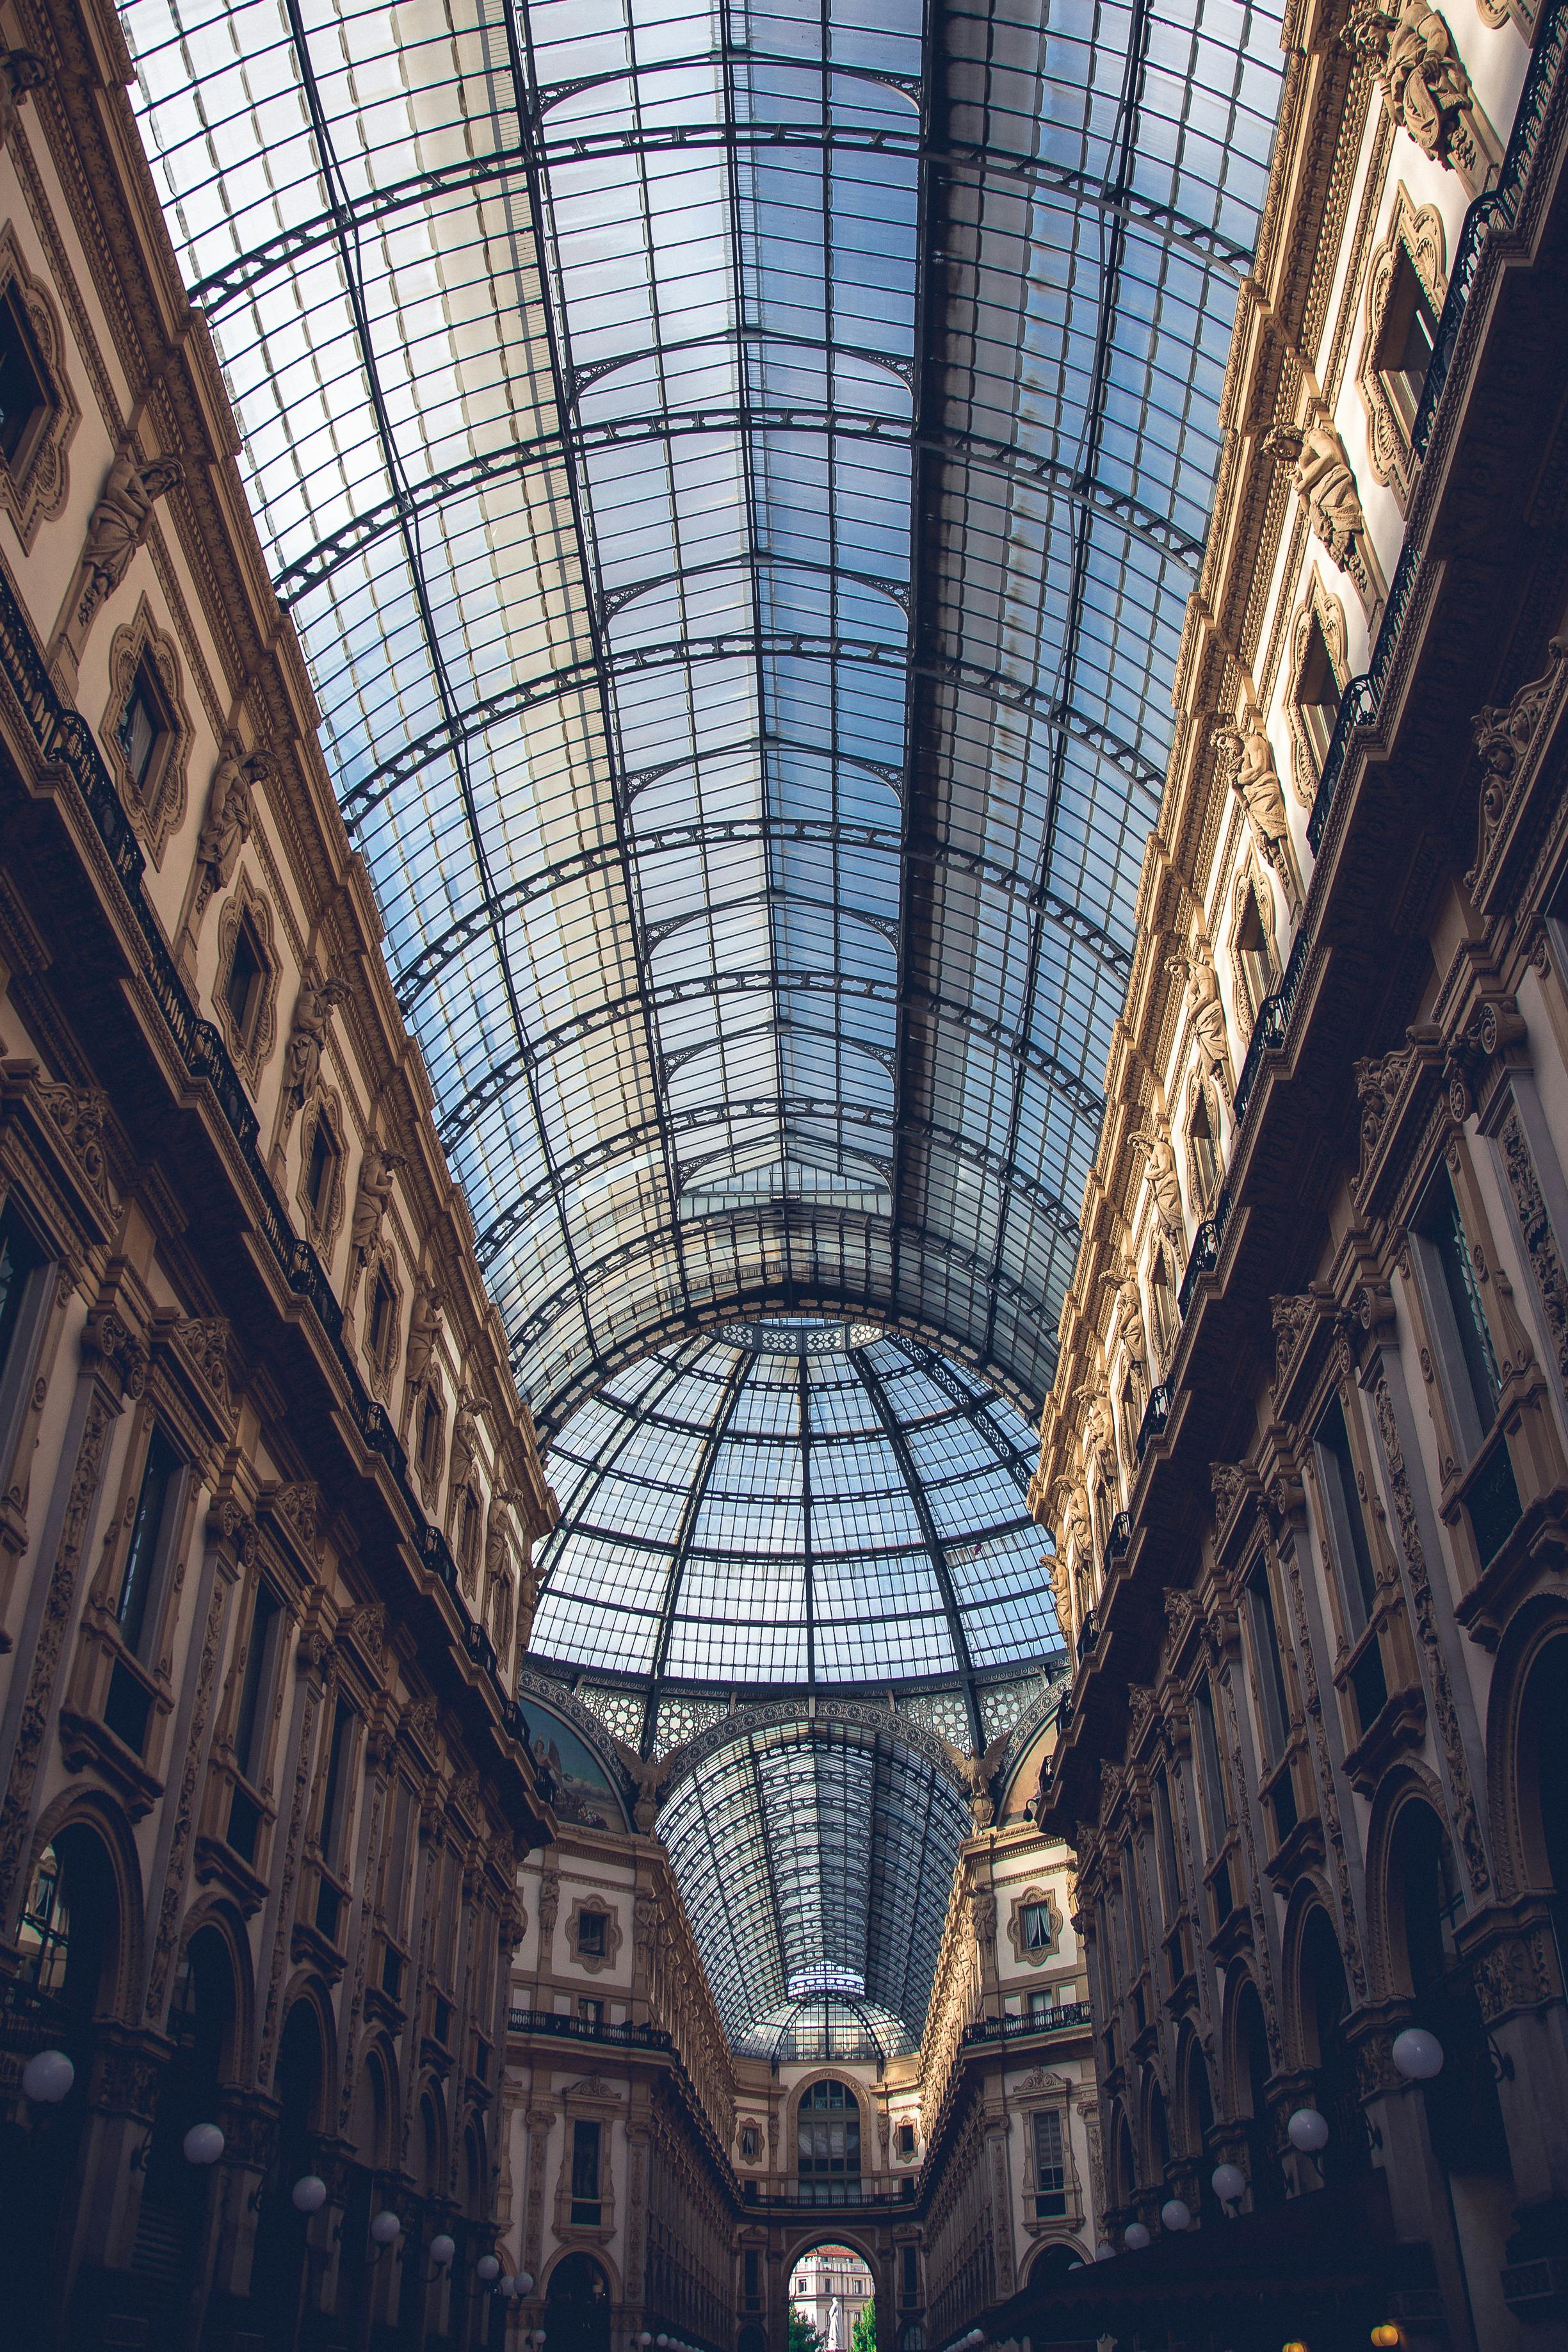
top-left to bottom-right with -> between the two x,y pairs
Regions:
1358,186 -> 1446,501
0,220 -> 77,549
101,596 -> 191,866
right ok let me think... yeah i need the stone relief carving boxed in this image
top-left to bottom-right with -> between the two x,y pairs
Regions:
40,1080 -> 111,1209
0,47 -> 46,149
940,1730 -> 1012,1829
404,1274 -> 442,1389
193,737 -> 270,920
282,970 -> 350,1130
1271,1291 -> 1315,1384
1469,640 -> 1568,890
1263,414 -> 1382,620
350,1140 -> 404,1259
1099,1266 -> 1146,1373
1213,706 -> 1304,915
1167,928 -> 1233,1091
1130,1113 -> 1185,1238
1345,0 -> 1496,186
73,444 -> 184,635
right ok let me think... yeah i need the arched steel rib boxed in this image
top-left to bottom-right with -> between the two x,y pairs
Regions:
341,631 -> 1165,829
190,133 -> 1249,318
473,1098 -> 1080,1276
268,409 -> 1202,607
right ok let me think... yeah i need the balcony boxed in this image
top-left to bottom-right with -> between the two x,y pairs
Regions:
742,2179 -> 917,2210
959,2002 -> 1094,2047
507,2005 -> 672,2053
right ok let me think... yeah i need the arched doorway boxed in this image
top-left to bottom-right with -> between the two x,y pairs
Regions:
546,2251 -> 612,2352
789,2241 -> 875,2352
1026,2242 -> 1081,2292
1233,1980 -> 1283,2209
135,1924 -> 237,2337
252,1997 -> 325,2341
1296,1906 -> 1368,2184
3,1826 -> 121,2342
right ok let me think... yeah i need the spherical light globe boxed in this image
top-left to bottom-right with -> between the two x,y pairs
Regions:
291,2175 -> 328,2214
1371,2328 -> 1402,2348
370,2210 -> 402,2246
1161,2198 -> 1192,2232
1068,2262 -> 1084,2273
477,2257 -> 501,2284
516,2275 -> 535,2296
657,2333 -> 669,2343
1210,2163 -> 1246,2205
430,2234 -> 456,2267
1123,2223 -> 1151,2251
183,2123 -> 225,2166
640,2333 -> 654,2344
499,2278 -> 516,2299
1391,2026 -> 1444,2080
1094,2242 -> 1115,2262
22,2048 -> 74,2104
1287,2108 -> 1329,2153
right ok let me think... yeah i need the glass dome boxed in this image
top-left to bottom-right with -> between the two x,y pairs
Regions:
532,1320 -> 1062,1707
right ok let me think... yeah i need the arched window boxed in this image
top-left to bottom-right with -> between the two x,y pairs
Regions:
798,2080 -> 861,2194
1296,1907 -> 1368,2182
1392,1803 -> 1510,2180
1234,1981 -> 1283,2210
1148,1247 -> 1177,1368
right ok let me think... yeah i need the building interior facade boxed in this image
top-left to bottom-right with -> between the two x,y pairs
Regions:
0,0 -> 1565,2344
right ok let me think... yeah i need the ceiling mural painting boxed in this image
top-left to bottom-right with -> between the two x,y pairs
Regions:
123,0 -> 1285,1431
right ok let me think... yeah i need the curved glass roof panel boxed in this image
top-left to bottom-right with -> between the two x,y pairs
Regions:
530,1319 -> 1061,1732
122,0 -> 1285,1426
656,1717 -> 968,2051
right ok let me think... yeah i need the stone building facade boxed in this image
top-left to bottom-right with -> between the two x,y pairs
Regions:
1028,0 -> 1568,2344
0,0 -> 558,2342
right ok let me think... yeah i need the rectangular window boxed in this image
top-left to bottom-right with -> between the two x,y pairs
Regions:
418,1391 -> 442,1476
1031,2109 -> 1067,2217
1377,249 -> 1439,435
1194,1678 -> 1231,1851
367,1270 -> 396,1368
1296,613 -> 1343,770
1418,1167 -> 1501,1444
570,2118 -> 602,2223
383,1778 -> 412,1940
223,914 -> 266,1048
578,1997 -> 603,2027
0,284 -> 49,472
1314,1397 -> 1378,1633
1152,1764 -> 1181,1915
230,1580 -> 282,1815
577,1911 -> 607,1959
901,2246 -> 917,2302
1120,1844 -> 1145,1967
0,1202 -> 44,1403
120,659 -> 168,798
305,1112 -> 338,1221
896,2120 -> 916,2156
116,1425 -> 180,1657
1247,1564 -> 1293,1762
745,2250 -> 763,2309
319,1698 -> 355,1872
1020,1899 -> 1053,1952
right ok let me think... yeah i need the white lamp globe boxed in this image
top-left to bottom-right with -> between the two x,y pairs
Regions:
499,2277 -> 516,2298
1161,2198 -> 1192,2232
22,2048 -> 74,2104
1094,2242 -> 1115,2262
516,2275 -> 535,2295
1391,2026 -> 1444,2080
183,2123 -> 225,2166
640,2335 -> 654,2344
536,2329 -> 546,2342
477,2257 -> 501,2283
1068,2261 -> 1084,2273
1286,2108 -> 1329,2153
430,2234 -> 456,2267
370,2210 -> 402,2246
656,2334 -> 669,2343
291,2175 -> 328,2213
1211,2162 -> 1246,2204
1123,2222 -> 1151,2251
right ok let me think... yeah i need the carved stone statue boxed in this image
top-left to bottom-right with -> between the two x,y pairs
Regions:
350,1142 -> 403,1258
78,446 -> 184,628
447,1392 -> 481,1494
940,1730 -> 1013,1831
1076,1383 -> 1119,1494
404,1276 -> 442,1388
194,736 -> 261,913
1130,1115 -> 1184,1237
283,970 -> 350,1114
1213,710 -> 1302,913
517,1549 -> 539,1652
1056,1480 -> 1092,1564
611,1737 -> 672,1834
0,50 -> 47,151
1099,1267 -> 1145,1372
1167,929 -> 1231,1089
1347,0 -> 1474,165
484,1489 -> 517,1580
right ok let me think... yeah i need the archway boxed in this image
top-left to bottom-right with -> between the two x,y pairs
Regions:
1295,1906 -> 1368,2183
3,1824 -> 123,2343
1232,1979 -> 1283,2209
1025,2242 -> 1083,2292
546,2250 -> 612,2352
133,1926 -> 237,2310
252,1996 -> 327,2337
789,2240 -> 875,2352
1516,1627 -> 1568,1946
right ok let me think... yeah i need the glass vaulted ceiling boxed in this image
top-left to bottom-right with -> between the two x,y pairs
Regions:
123,0 -> 1284,1427
531,1320 -> 1061,1730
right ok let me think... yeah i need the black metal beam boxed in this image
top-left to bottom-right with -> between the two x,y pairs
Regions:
190,126 -> 1249,318
475,1096 -> 1079,1274
394,819 -> 1130,1010
268,405 -> 1202,608
339,629 -> 1166,829
433,965 -> 1105,1155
